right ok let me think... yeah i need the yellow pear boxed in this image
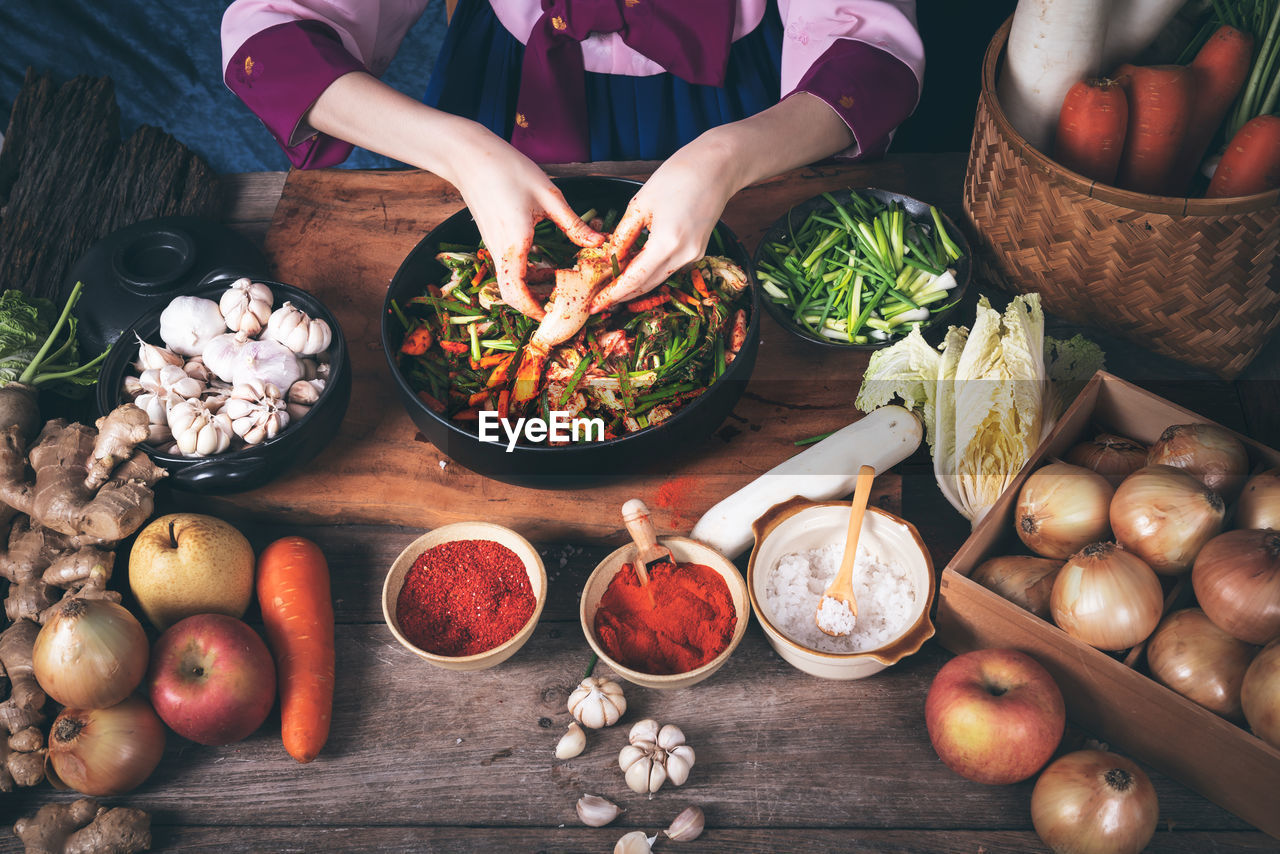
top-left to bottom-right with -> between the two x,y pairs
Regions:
129,514 -> 255,630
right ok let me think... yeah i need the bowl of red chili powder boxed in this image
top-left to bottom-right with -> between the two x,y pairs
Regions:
383,522 -> 547,670
580,537 -> 749,689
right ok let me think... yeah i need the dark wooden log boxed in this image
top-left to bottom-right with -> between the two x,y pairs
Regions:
0,69 -> 222,302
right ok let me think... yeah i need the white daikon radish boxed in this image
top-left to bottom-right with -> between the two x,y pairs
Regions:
1101,0 -> 1186,71
689,406 -> 923,560
997,0 -> 1108,151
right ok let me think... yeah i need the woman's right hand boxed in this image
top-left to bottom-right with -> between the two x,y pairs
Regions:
307,72 -> 602,319
444,130 -> 604,319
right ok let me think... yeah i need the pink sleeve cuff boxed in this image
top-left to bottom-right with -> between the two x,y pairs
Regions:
788,39 -> 920,160
224,20 -> 366,169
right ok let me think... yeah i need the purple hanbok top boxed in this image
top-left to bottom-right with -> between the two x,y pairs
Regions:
221,0 -> 924,167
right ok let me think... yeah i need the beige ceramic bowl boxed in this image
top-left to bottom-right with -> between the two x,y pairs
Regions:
383,522 -> 547,671
581,536 -> 749,690
747,496 -> 935,680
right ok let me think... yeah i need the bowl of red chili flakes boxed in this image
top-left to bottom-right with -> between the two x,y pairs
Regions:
382,522 -> 547,671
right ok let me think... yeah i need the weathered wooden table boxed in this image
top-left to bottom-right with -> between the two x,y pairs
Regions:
4,155 -> 1277,853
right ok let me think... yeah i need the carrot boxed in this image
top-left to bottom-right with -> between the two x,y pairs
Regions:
438,339 -> 469,355
1054,77 -> 1129,184
1207,114 -> 1280,197
257,537 -> 335,764
1117,65 -> 1195,195
398,325 -> 434,356
1171,26 -> 1255,191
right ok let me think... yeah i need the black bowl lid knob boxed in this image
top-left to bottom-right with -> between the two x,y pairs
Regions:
110,227 -> 197,295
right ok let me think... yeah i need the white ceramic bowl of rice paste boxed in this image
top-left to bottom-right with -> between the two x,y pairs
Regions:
746,496 -> 935,680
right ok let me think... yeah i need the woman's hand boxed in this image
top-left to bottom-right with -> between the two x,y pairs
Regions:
589,93 -> 856,313
307,71 -> 603,319
588,137 -> 740,313
446,132 -> 604,319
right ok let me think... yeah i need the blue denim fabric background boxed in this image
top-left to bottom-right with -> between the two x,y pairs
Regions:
0,0 -> 448,173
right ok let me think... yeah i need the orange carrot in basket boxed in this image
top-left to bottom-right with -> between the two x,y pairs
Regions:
1171,26 -> 1255,191
1054,78 -> 1129,184
1117,65 -> 1195,195
1207,115 -> 1280,198
257,537 -> 335,764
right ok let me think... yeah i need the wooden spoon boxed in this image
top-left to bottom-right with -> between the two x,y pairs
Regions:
622,499 -> 673,585
816,465 -> 876,636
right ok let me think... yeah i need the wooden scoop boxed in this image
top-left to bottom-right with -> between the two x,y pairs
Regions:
622,499 -> 673,585
816,465 -> 876,636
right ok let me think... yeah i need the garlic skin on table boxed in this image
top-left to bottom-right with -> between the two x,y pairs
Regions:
168,399 -> 235,456
223,381 -> 290,445
220,277 -> 274,337
618,719 -> 696,795
567,676 -> 627,729
160,296 -> 225,357
266,301 -> 332,355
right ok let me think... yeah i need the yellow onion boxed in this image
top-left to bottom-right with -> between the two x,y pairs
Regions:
1146,608 -> 1256,720
1065,433 -> 1148,487
1110,465 -> 1225,575
1192,529 -> 1280,645
1238,469 -> 1280,530
1051,542 -> 1164,651
1147,423 -> 1249,504
1015,462 -> 1114,559
970,555 -> 1063,620
46,696 -> 166,795
33,598 -> 149,709
1031,749 -> 1157,854
1242,639 -> 1280,749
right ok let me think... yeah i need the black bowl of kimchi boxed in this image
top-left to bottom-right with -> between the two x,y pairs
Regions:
382,176 -> 759,486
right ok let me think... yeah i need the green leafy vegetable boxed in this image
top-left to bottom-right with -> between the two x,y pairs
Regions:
856,293 -> 1105,526
0,283 -> 106,394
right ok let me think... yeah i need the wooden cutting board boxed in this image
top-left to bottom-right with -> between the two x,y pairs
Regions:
206,156 -> 967,541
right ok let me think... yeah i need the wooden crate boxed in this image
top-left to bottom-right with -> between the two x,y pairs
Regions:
935,371 -> 1280,838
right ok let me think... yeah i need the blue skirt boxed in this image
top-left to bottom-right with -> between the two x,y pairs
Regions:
423,0 -> 784,161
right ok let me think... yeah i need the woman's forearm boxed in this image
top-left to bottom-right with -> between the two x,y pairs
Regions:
699,92 -> 856,193
305,70 -> 487,183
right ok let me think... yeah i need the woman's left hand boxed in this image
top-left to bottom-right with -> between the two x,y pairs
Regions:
588,136 -> 741,313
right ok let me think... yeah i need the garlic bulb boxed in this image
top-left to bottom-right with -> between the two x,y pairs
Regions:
555,721 -> 586,759
167,400 -> 234,457
229,339 -> 302,390
665,806 -> 705,842
220,277 -> 273,336
202,333 -> 247,382
224,381 -> 290,445
567,676 -> 626,729
266,301 -> 332,355
137,365 -> 204,401
133,336 -> 183,372
160,296 -> 225,356
618,718 -> 696,795
576,794 -> 621,827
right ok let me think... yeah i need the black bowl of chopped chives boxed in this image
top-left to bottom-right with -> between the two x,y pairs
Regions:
753,188 -> 971,350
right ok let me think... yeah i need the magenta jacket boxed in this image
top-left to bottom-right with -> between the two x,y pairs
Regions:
221,0 -> 925,167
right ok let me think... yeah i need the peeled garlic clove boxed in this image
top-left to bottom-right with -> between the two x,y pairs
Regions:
567,676 -> 626,729
614,831 -> 653,854
576,794 -> 621,827
630,719 -> 660,745
664,744 -> 696,786
555,722 -> 586,760
665,806 -> 705,842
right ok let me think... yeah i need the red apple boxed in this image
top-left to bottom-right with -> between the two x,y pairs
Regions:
147,614 -> 276,746
925,648 -> 1066,785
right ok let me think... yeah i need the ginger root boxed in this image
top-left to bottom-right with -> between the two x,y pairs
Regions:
0,724 -> 45,790
0,619 -> 44,730
14,798 -> 151,854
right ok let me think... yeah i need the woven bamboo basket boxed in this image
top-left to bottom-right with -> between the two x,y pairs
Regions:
965,19 -> 1280,379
